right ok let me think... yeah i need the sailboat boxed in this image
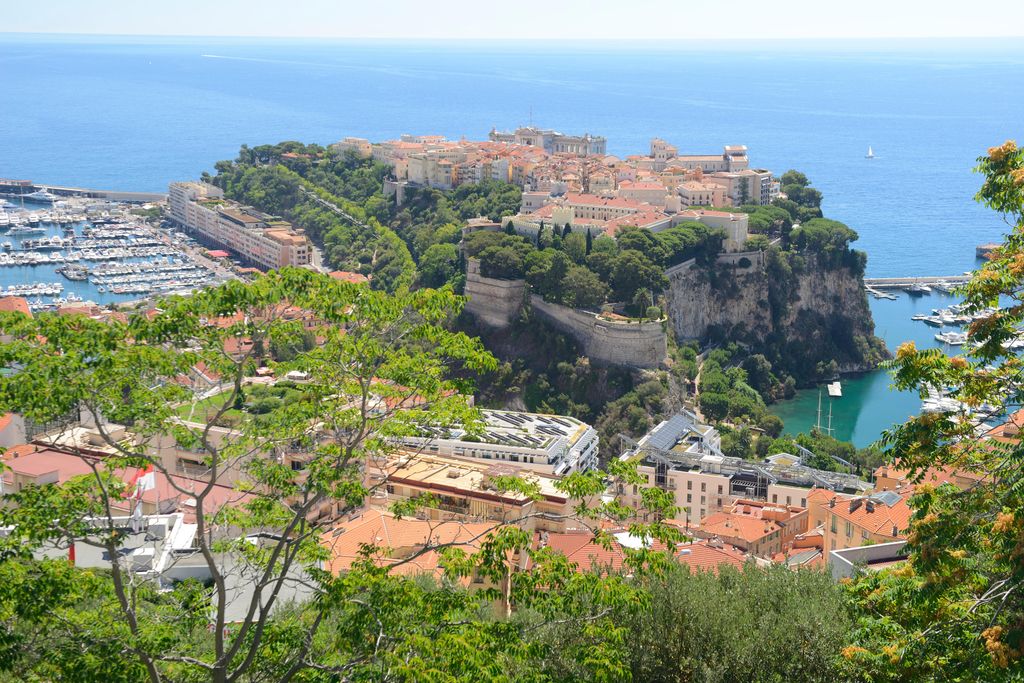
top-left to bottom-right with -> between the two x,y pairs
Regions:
865,146 -> 875,159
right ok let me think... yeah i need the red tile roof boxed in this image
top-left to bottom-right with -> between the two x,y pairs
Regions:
0,296 -> 31,316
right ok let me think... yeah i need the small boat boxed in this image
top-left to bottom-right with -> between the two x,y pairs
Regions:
866,146 -> 875,159
911,314 -> 927,321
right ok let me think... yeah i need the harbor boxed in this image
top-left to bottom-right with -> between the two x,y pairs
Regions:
0,196 -> 225,312
770,284 -> 992,447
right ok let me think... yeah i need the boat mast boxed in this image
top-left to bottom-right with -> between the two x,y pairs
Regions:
816,390 -> 822,432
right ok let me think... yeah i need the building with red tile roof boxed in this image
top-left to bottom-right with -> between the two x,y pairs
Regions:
808,487 -> 912,553
690,499 -> 808,558
531,529 -> 746,575
0,296 -> 31,317
320,508 -> 495,581
328,270 -> 370,284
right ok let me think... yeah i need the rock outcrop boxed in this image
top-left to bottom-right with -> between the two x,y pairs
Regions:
664,249 -> 885,377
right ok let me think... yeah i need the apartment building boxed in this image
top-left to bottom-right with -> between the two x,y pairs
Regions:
397,409 -> 599,476
807,487 -> 912,552
690,498 -> 809,558
703,169 -> 778,206
618,412 -> 871,526
168,182 -> 311,271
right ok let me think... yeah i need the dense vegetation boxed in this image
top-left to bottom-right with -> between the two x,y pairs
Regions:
464,221 -> 722,316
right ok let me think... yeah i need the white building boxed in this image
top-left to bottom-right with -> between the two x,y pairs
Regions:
398,409 -> 599,477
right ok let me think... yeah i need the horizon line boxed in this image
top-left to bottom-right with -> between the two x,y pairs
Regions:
3,31 -> 1024,43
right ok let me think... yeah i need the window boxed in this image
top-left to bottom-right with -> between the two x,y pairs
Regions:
700,496 -> 706,504
717,485 -> 723,494
701,482 -> 706,492
786,496 -> 792,505
830,515 -> 837,533
801,498 -> 806,507
686,494 -> 692,503
687,481 -> 692,490
845,521 -> 853,537
862,530 -> 869,540
772,494 -> 778,503
717,498 -> 722,507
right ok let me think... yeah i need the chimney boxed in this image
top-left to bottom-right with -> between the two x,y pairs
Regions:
865,500 -> 875,513
829,497 -> 836,508
849,499 -> 863,513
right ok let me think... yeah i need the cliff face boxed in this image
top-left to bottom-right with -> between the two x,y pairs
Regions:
665,250 -> 887,379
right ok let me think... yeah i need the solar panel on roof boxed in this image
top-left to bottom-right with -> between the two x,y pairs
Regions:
871,490 -> 902,507
646,414 -> 691,452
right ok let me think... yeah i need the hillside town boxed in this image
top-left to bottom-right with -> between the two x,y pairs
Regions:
0,124 -> 1018,681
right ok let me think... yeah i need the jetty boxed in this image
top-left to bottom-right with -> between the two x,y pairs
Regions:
863,275 -> 971,289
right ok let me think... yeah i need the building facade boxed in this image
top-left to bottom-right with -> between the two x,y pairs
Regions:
168,182 -> 311,271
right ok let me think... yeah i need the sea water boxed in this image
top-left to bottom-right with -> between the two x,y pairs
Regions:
2,34 -> 1023,442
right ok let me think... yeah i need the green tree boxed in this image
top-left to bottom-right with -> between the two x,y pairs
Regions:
418,242 -> 459,288
611,250 -> 668,304
843,140 -> 1024,680
0,269 -> 688,682
562,265 -> 610,310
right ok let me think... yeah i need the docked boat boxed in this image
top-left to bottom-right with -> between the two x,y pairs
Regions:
7,225 -> 46,235
935,331 -> 968,346
23,189 -> 59,203
907,283 -> 932,296
57,264 -> 90,281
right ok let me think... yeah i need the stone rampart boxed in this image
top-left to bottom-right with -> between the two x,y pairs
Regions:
463,259 -> 526,328
529,296 -> 667,369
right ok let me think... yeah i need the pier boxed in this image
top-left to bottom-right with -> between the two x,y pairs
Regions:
863,275 -> 971,289
0,178 -> 166,204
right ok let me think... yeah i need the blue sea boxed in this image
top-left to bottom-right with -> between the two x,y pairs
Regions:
2,34 -> 1024,444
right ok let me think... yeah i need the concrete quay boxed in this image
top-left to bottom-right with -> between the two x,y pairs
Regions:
863,275 -> 971,289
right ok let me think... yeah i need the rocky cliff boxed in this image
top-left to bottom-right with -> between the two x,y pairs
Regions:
665,248 -> 887,381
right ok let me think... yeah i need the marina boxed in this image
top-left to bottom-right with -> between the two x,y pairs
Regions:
0,198 -> 225,312
770,287 -> 993,447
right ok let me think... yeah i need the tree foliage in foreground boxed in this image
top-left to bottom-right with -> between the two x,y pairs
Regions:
0,269 -> 685,682
841,141 -> 1024,681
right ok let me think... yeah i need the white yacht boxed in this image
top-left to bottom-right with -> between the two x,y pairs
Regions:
866,146 -> 875,159
24,188 -> 59,203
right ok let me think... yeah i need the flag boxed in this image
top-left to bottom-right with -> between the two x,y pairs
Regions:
131,464 -> 156,500
131,499 -> 144,533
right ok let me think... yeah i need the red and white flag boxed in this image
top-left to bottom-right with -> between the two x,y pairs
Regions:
131,464 -> 156,499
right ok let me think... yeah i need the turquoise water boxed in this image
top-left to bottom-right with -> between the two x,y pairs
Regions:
770,287 -> 976,447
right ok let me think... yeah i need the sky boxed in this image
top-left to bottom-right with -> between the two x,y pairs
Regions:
3,0 -> 1023,40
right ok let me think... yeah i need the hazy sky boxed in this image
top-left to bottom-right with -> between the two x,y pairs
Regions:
3,0 -> 1023,40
